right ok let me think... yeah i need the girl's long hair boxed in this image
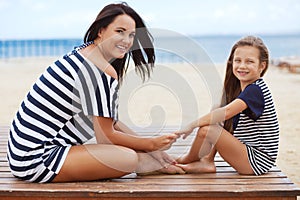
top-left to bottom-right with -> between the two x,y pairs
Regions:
222,36 -> 269,132
84,2 -> 155,82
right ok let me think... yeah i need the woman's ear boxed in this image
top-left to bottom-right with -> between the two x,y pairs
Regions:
97,29 -> 102,39
97,27 -> 106,39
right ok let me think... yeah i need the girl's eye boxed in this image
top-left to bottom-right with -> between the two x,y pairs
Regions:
234,59 -> 241,63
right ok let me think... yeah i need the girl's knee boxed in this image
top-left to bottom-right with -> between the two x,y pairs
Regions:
197,125 -> 223,143
196,126 -> 211,139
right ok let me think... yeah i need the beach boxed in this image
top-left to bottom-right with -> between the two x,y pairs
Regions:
0,57 -> 299,188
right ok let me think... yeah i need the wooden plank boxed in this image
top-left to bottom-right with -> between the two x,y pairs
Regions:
0,126 -> 299,200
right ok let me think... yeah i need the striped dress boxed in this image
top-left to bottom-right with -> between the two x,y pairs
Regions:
233,78 -> 279,175
7,43 -> 119,183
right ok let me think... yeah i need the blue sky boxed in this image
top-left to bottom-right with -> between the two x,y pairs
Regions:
1,0 -> 300,39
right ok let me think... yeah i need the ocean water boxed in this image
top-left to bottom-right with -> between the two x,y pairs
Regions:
0,35 -> 299,63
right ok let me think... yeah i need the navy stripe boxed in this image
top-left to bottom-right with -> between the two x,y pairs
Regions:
17,110 -> 54,139
34,168 -> 51,183
74,51 -> 85,62
70,117 -> 92,141
12,120 -> 43,145
8,137 -> 43,161
48,64 -> 73,91
27,93 -> 68,124
101,74 -> 111,116
79,112 -> 93,128
52,147 -> 66,172
63,54 -> 80,72
62,125 -> 82,144
77,66 -> 92,114
33,84 -> 73,116
21,102 -> 60,132
82,60 -> 104,116
44,147 -> 60,167
54,60 -> 73,79
40,74 -> 73,105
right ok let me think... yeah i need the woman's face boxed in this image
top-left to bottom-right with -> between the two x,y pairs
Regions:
97,14 -> 136,61
232,46 -> 266,89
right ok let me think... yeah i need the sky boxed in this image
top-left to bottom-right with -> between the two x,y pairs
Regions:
1,0 -> 300,39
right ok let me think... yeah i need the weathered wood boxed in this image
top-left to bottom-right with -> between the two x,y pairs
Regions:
0,126 -> 299,200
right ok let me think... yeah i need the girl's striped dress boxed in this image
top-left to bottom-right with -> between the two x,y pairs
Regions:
233,78 -> 279,175
7,43 -> 119,183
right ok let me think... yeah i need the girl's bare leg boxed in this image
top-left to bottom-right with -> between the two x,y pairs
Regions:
212,126 -> 254,174
177,126 -> 219,164
177,125 -> 254,175
53,144 -> 138,182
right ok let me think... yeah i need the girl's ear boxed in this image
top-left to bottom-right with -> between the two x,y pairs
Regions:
260,61 -> 267,74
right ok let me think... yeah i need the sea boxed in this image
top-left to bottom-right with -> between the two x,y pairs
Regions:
0,34 -> 299,63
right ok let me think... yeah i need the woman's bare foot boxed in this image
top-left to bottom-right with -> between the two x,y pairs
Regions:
158,164 -> 186,174
137,164 -> 186,176
176,157 -> 216,174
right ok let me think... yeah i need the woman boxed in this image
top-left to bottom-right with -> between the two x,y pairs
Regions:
7,2 -> 182,183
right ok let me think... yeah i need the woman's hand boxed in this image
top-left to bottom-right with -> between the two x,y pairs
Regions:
149,151 -> 185,174
148,150 -> 176,167
150,133 -> 179,151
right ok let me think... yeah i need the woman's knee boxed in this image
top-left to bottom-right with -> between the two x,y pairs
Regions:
119,146 -> 139,172
84,144 -> 138,173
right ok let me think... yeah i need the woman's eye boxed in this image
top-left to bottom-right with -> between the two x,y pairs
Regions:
129,33 -> 136,38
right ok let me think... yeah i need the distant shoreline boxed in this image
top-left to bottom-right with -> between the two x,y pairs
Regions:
1,35 -> 299,63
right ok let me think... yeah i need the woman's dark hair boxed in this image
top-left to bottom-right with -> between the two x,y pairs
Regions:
84,2 -> 155,82
222,36 -> 269,132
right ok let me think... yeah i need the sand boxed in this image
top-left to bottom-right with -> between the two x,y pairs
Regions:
0,57 -> 299,188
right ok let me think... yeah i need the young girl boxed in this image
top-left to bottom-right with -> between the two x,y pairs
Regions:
176,36 -> 279,175
7,3 -> 182,183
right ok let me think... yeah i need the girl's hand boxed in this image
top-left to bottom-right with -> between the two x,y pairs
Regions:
151,133 -> 179,151
175,124 -> 195,139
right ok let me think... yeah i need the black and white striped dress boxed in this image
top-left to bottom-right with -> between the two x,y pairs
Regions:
7,43 -> 119,183
233,78 -> 279,175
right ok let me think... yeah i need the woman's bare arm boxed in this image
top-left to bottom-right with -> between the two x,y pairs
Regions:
93,116 -> 178,152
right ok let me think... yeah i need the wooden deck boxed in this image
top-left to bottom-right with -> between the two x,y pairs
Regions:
0,125 -> 300,200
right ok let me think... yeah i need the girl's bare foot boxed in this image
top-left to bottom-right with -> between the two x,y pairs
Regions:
176,154 -> 197,164
176,157 -> 216,174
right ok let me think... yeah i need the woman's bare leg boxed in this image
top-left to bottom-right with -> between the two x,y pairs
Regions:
53,144 -> 138,182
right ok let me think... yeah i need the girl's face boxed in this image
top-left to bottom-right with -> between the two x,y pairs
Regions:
232,46 -> 266,90
97,14 -> 136,61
